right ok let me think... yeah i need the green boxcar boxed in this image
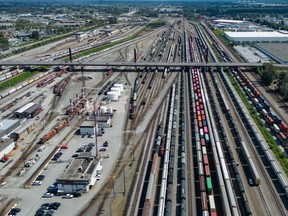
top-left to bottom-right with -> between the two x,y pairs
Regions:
206,177 -> 212,194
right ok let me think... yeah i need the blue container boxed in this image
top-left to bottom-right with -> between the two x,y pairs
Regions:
263,100 -> 270,111
203,120 -> 207,126
257,103 -> 263,110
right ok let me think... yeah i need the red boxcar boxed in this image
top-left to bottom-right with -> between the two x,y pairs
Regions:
200,175 -> 206,192
267,116 -> 274,125
205,165 -> 211,177
281,122 -> 288,134
201,138 -> 206,146
203,155 -> 209,165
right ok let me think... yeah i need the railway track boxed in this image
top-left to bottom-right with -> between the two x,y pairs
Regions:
218,70 -> 287,215
184,70 -> 195,215
212,71 -> 267,215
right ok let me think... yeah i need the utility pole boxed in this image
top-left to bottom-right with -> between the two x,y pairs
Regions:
123,166 -> 126,196
94,101 -> 98,158
81,66 -> 86,98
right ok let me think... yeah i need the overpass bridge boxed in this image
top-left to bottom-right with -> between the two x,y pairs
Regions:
0,61 -> 287,69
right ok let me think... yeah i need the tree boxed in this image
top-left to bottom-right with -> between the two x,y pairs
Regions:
31,31 -> 40,40
0,32 -> 9,50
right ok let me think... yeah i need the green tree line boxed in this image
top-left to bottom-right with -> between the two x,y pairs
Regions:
257,63 -> 288,101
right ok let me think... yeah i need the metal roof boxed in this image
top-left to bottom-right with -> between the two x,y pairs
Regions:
224,31 -> 288,38
0,138 -> 14,152
213,19 -> 246,24
24,103 -> 41,114
0,119 -> 20,130
15,102 -> 35,114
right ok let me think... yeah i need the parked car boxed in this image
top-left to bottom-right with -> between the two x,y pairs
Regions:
99,147 -> 107,152
8,207 -> 21,215
32,181 -> 42,186
42,193 -> 54,198
36,175 -> 45,180
76,148 -> 84,153
60,145 -> 69,149
72,154 -> 79,158
103,141 -> 108,147
248,178 -> 254,186
49,202 -> 61,210
62,194 -> 73,199
96,174 -> 102,180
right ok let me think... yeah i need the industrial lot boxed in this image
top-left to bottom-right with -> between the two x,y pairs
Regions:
0,2 -> 288,216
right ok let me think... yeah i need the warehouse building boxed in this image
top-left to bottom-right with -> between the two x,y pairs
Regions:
224,31 -> 288,44
0,119 -> 20,138
56,154 -> 103,193
14,102 -> 42,118
10,120 -> 35,141
74,32 -> 87,39
0,138 -> 15,159
79,121 -> 95,135
255,43 -> 288,64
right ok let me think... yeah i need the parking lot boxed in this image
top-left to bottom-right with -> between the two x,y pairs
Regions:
1,82 -> 131,216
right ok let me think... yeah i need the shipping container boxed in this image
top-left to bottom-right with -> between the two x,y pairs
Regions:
273,124 -> 280,134
202,115 -> 206,120
208,195 -> 216,211
203,120 -> 207,126
199,121 -> 203,128
200,175 -> 206,192
205,134 -> 210,144
255,90 -> 260,97
204,126 -> 208,134
280,132 -> 287,140
199,162 -> 204,176
274,115 -> 282,125
205,165 -> 210,177
203,155 -> 209,165
201,192 -> 208,211
262,109 -> 268,117
202,146 -> 207,155
253,98 -> 259,105
206,177 -> 212,194
210,212 -> 217,216
257,103 -> 263,110
201,138 -> 206,146
264,101 -> 270,111
267,116 -> 274,125
281,122 -> 288,133
200,129 -> 204,137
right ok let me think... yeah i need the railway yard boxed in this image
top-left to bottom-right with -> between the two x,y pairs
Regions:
0,17 -> 288,216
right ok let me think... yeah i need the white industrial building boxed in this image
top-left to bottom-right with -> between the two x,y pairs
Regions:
0,139 -> 15,159
98,115 -> 112,128
212,19 -> 247,24
0,119 -> 20,138
74,32 -> 87,39
56,154 -> 103,193
224,31 -> 288,43
79,121 -> 95,135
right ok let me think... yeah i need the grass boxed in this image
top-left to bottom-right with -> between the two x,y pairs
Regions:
214,29 -> 232,46
226,72 -> 288,176
0,71 -> 39,92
